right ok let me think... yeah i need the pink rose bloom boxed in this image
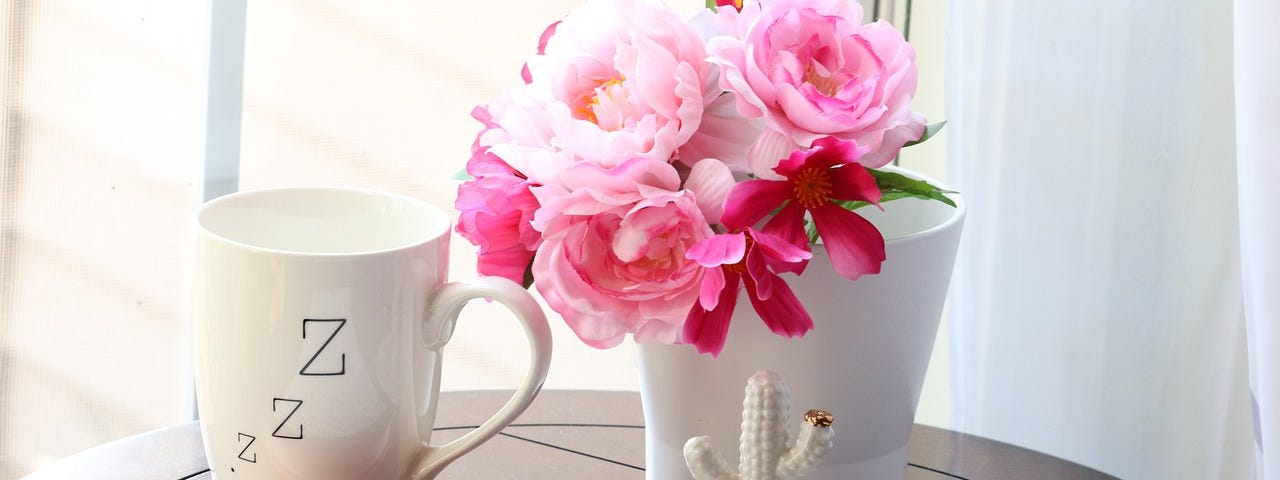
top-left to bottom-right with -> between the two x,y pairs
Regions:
706,0 -> 926,175
520,0 -> 717,170
456,106 -> 542,284
530,158 -> 713,348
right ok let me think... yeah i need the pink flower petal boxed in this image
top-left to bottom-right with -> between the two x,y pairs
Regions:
686,232 -> 747,267
807,136 -> 866,168
699,266 -> 728,310
683,278 -> 741,356
521,21 -> 562,84
748,228 -> 812,263
761,201 -> 810,263
772,140 -> 816,176
678,94 -> 763,173
810,203 -> 886,281
746,273 -> 813,338
854,111 -> 926,168
684,158 -> 737,225
745,243 -> 773,300
476,245 -> 534,285
721,179 -> 791,230
747,129 -> 798,180
829,163 -> 881,203
537,20 -> 561,55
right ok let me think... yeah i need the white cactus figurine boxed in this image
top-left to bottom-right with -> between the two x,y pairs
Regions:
684,370 -> 836,480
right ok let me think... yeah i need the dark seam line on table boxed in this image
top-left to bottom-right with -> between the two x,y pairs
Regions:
433,422 -> 645,432
497,431 -> 646,471
908,462 -> 967,479
172,430 -> 952,478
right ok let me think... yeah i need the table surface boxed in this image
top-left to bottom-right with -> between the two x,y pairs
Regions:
23,390 -> 1119,480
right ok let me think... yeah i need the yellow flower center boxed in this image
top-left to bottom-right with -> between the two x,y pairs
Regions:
792,166 -> 833,209
577,77 -> 626,125
802,65 -> 840,97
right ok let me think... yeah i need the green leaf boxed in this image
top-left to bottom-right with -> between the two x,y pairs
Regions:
522,259 -> 536,290
868,169 -> 957,208
706,0 -> 717,8
838,191 -> 916,211
902,121 -> 946,148
805,215 -> 819,244
450,169 -> 474,182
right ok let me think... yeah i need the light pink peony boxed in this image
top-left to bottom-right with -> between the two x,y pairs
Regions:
519,0 -> 717,171
706,0 -> 926,175
455,106 -> 542,284
530,158 -> 713,348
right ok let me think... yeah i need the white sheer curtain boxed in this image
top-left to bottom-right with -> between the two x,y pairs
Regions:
947,1 -> 1267,478
1234,1 -> 1280,478
0,2 -> 205,478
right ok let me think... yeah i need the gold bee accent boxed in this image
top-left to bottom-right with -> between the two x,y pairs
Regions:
804,409 -> 834,428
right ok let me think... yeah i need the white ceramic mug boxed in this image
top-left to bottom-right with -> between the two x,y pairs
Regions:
192,186 -> 552,480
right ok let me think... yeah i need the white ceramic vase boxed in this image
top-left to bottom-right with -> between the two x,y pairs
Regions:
637,168 -> 965,480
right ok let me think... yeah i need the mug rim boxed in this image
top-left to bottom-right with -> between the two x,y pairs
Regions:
196,185 -> 450,258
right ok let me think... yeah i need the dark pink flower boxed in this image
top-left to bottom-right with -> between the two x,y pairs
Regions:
721,136 -> 885,281
683,228 -> 813,356
715,0 -> 744,11
455,106 -> 541,284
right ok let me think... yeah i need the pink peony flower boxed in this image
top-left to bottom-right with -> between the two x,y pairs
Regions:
683,228 -> 813,356
721,136 -> 885,281
478,87 -> 571,186
706,0 -> 926,175
530,158 -> 714,348
519,0 -> 718,170
456,106 -> 542,284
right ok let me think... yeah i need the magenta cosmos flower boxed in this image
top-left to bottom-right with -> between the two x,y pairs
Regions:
683,228 -> 812,356
721,136 -> 886,281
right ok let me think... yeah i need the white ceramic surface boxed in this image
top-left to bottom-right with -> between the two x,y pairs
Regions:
637,169 -> 965,480
192,187 -> 552,480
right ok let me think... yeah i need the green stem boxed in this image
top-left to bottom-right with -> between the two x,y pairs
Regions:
706,0 -> 717,9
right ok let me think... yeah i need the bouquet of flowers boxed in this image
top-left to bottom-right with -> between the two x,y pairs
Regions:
455,0 -> 951,356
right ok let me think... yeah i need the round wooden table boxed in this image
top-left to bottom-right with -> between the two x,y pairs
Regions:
22,391 -> 1118,480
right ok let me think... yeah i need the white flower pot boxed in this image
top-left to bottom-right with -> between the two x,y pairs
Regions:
637,168 -> 965,480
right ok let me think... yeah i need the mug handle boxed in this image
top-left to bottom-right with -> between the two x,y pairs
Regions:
408,277 -> 553,479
